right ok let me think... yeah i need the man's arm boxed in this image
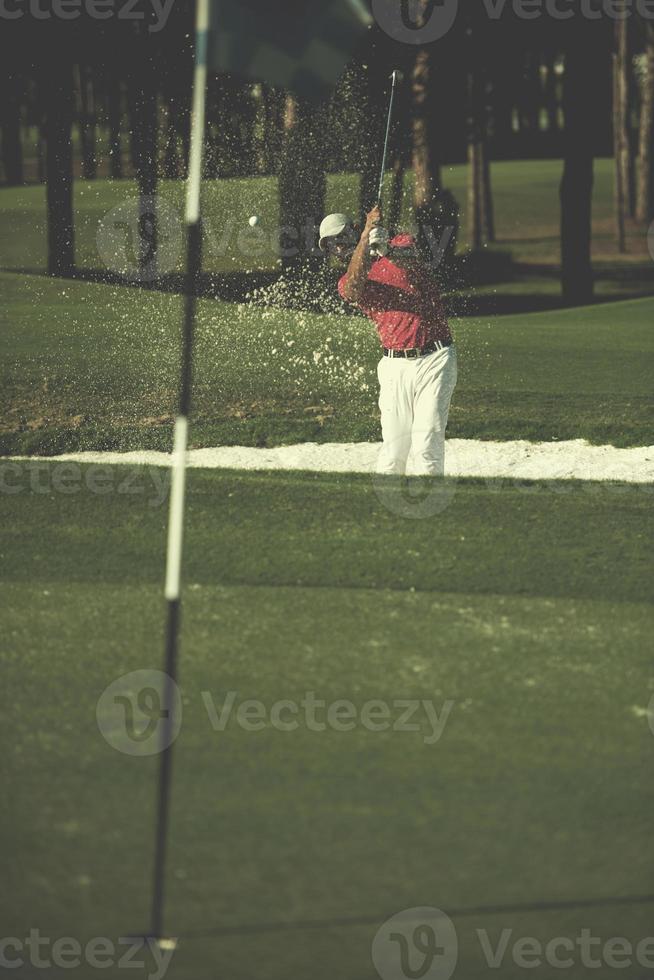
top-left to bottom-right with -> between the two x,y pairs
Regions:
340,205 -> 382,304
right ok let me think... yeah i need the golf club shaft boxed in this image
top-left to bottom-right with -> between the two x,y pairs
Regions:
377,70 -> 400,206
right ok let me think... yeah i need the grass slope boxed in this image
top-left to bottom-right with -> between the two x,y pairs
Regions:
1,271 -> 652,454
1,466 -> 653,979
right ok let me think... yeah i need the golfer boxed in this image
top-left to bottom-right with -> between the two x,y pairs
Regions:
319,205 -> 457,477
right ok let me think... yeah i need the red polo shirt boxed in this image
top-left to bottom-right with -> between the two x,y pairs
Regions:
338,234 -> 452,350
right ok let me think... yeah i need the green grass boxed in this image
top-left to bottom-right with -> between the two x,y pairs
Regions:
1,159 -> 653,293
1,468 -> 651,600
1,270 -> 652,454
1,467 -> 653,979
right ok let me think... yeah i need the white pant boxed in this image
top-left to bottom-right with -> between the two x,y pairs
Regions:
376,345 -> 458,477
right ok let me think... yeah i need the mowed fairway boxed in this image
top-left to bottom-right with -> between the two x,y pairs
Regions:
1,466 -> 653,979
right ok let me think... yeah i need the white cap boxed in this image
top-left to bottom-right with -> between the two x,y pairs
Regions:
319,213 -> 352,251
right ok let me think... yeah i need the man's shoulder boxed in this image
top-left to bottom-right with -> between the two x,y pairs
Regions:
367,255 -> 394,278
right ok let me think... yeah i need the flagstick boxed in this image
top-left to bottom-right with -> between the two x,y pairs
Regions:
150,0 -> 210,942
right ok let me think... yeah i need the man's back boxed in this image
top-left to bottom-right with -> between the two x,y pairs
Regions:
338,234 -> 451,351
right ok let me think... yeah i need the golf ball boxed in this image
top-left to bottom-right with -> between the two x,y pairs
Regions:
249,215 -> 260,227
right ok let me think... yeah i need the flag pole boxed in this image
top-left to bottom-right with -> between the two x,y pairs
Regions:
150,0 -> 210,942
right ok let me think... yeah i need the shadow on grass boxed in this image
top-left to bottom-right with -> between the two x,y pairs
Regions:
164,892 -> 654,940
5,257 -> 654,318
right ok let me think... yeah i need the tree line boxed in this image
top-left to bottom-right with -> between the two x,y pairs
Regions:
1,0 -> 653,304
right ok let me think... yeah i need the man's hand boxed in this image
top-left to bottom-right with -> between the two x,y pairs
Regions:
364,204 -> 383,232
369,226 -> 390,257
365,205 -> 389,256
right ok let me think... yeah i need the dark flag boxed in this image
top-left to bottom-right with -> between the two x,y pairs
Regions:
208,0 -> 372,103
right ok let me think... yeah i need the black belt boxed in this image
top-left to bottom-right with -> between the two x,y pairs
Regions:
383,339 -> 452,359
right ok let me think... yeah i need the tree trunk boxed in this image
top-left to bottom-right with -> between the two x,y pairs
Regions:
43,61 -> 75,276
467,140 -> 482,250
613,55 -> 626,252
359,144 -> 381,219
467,63 -> 485,250
626,28 -> 637,214
412,46 -> 441,210
1,73 -> 24,186
387,154 -> 405,235
37,123 -> 46,184
544,49 -> 559,137
636,23 -> 654,222
278,93 -> 326,272
241,84 -> 258,178
615,14 -> 633,220
76,63 -> 97,180
441,42 -> 469,164
128,60 -> 158,279
518,50 -> 541,153
481,141 -> 495,243
259,84 -> 283,176
160,97 -> 180,179
491,54 -> 517,158
560,24 -> 605,305
107,69 -> 123,179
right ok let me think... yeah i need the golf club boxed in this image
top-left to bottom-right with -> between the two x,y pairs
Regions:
377,69 -> 403,206
369,69 -> 402,257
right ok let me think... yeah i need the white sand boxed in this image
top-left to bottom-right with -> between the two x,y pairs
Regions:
14,439 -> 654,483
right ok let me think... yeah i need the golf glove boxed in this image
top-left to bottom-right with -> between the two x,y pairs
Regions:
368,226 -> 390,257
